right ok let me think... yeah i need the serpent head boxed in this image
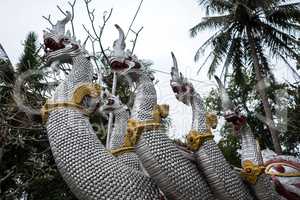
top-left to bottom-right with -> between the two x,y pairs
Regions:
100,90 -> 128,113
214,76 -> 246,131
43,11 -> 84,67
170,52 -> 194,105
109,25 -> 145,79
262,149 -> 300,199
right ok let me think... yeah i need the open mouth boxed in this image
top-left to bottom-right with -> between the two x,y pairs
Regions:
110,59 -> 129,71
171,82 -> 188,95
44,38 -> 65,54
107,98 -> 115,106
224,112 -> 240,123
110,58 -> 141,72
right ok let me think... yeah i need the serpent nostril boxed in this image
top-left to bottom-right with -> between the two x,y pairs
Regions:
108,99 -> 114,105
172,85 -> 181,93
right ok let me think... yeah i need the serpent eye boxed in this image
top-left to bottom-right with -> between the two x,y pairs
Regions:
266,162 -> 300,177
107,98 -> 115,105
60,37 -> 70,44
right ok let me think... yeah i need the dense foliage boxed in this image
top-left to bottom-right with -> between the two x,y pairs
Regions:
0,33 -> 77,200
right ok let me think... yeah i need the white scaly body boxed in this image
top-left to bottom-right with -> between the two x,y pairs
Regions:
215,76 -> 283,200
170,54 -> 252,200
44,14 -> 160,200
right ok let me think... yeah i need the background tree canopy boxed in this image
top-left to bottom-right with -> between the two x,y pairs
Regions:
191,0 -> 300,154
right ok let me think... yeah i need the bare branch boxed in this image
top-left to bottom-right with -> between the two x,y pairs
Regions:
125,0 -> 144,39
0,166 -> 15,184
56,5 -> 67,16
83,0 -> 112,65
42,14 -> 54,26
130,26 -> 144,55
100,8 -> 113,38
82,24 -> 96,40
68,0 -> 77,37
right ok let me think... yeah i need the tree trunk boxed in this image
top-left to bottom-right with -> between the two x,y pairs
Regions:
246,27 -> 282,154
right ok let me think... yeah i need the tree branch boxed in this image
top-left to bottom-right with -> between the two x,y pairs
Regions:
42,15 -> 54,26
130,26 -> 143,55
83,0 -> 112,64
125,0 -> 144,39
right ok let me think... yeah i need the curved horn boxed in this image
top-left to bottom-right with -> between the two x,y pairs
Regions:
170,52 -> 180,81
214,75 -> 234,111
114,24 -> 126,51
52,11 -> 71,35
171,51 -> 178,70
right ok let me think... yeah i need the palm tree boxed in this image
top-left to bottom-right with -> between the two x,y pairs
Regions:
190,0 -> 300,154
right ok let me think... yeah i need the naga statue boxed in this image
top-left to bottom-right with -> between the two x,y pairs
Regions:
215,76 -> 300,200
169,53 -> 252,200
41,10 -> 299,200
215,76 -> 283,200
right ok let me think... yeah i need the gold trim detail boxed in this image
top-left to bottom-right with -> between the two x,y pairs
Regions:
186,130 -> 214,151
265,162 -> 300,177
41,101 -> 86,122
41,83 -> 101,122
241,160 -> 265,184
111,104 -> 169,156
205,112 -> 218,129
185,112 -> 217,151
152,104 -> 169,123
110,147 -> 135,156
72,83 -> 101,104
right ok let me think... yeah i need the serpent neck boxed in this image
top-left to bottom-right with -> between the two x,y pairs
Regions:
110,108 -> 129,149
131,75 -> 157,121
240,124 -> 264,165
190,92 -> 208,133
53,54 -> 93,101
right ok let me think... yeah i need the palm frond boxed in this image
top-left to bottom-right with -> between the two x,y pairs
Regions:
253,0 -> 280,10
273,22 -> 300,35
190,14 -> 232,37
198,0 -> 233,15
197,51 -> 213,74
266,3 -> 300,25
231,37 -> 246,87
194,27 -> 226,61
255,38 -> 276,82
279,54 -> 300,80
207,26 -> 235,77
276,2 -> 300,9
221,36 -> 242,78
194,24 -> 235,61
257,20 -> 300,59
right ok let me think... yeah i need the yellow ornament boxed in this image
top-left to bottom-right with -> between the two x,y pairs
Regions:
186,130 -> 214,151
240,160 -> 265,184
41,83 -> 101,122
